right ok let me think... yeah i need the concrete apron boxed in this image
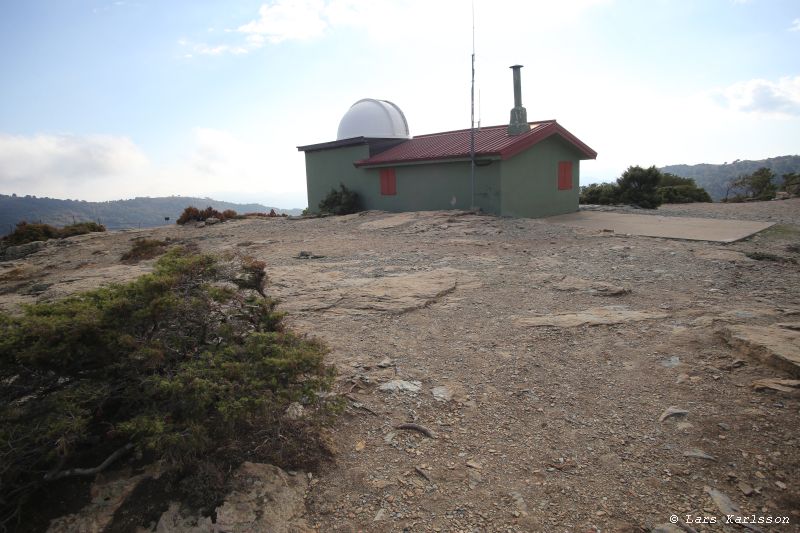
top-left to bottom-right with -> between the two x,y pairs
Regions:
545,211 -> 774,243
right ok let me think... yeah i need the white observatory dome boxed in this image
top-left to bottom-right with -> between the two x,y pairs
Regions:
336,98 -> 410,140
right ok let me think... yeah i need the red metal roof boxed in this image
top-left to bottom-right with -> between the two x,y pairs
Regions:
354,121 -> 597,167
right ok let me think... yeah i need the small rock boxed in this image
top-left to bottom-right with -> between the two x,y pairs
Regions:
467,469 -> 482,489
373,509 -> 388,522
659,406 -> 689,422
378,380 -> 421,393
284,402 -> 304,421
738,481 -> 754,496
705,486 -> 739,515
355,440 -> 366,452
376,357 -> 393,368
205,217 -> 220,225
509,491 -> 528,517
775,480 -> 787,490
683,449 -> 717,461
431,386 -> 453,402
154,502 -> 214,532
466,460 -> 482,470
651,525 -> 683,533
718,422 -> 731,431
296,250 -> 325,259
660,356 -> 681,368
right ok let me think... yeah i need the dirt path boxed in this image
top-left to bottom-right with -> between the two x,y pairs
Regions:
2,201 -> 799,532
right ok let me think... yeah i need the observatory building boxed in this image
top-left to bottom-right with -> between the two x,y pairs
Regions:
297,66 -> 596,218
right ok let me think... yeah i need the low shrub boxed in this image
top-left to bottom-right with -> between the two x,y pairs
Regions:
58,222 -> 106,238
1,221 -> 106,247
176,206 -> 233,225
658,184 -> 712,203
121,238 -> 169,262
319,184 -> 361,215
0,248 -> 336,528
579,183 -> 620,205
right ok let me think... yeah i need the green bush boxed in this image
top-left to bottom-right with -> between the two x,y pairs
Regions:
658,184 -> 712,203
580,170 -> 712,206
319,184 -> 361,215
1,221 -> 106,246
780,172 -> 799,196
726,167 -> 778,201
0,248 -> 336,527
617,165 -> 662,209
579,183 -> 620,205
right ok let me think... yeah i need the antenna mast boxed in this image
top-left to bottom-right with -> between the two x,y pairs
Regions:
469,0 -> 476,210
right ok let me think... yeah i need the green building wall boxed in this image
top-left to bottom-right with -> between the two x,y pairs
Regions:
304,134 -> 584,218
304,144 -> 370,213
364,160 -> 501,214
499,136 -> 581,218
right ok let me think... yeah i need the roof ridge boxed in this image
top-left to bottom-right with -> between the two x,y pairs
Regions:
411,120 -> 557,139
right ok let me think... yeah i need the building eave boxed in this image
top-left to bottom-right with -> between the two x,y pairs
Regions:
297,136 -> 407,153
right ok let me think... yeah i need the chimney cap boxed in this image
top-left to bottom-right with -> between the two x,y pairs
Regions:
509,64 -> 523,69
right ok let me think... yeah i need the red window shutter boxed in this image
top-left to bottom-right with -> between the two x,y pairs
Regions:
558,161 -> 573,190
380,168 -> 397,195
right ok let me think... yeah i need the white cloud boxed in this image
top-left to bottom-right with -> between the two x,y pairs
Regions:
0,130 -> 309,207
187,0 -> 610,55
0,133 -> 149,193
790,18 -> 800,32
712,76 -> 800,117
238,0 -> 328,44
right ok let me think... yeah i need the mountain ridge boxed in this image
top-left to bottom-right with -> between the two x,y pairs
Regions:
0,195 -> 303,236
660,154 -> 800,201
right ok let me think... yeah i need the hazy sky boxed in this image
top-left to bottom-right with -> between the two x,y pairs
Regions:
1,0 -> 798,208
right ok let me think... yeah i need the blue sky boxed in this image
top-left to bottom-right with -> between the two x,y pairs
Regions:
1,0 -> 798,208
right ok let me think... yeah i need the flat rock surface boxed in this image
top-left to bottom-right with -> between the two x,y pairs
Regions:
722,323 -> 800,376
546,210 -> 774,242
3,200 -> 800,532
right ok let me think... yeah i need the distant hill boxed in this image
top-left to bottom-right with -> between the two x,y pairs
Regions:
0,195 -> 303,236
661,155 -> 800,201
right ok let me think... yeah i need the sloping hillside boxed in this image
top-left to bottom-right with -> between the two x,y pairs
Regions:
0,195 -> 302,235
1,203 -> 798,531
661,155 -> 800,200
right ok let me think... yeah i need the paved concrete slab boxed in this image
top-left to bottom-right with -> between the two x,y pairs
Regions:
545,211 -> 773,243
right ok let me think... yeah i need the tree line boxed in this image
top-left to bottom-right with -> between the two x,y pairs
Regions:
580,166 -> 712,209
581,165 -> 798,208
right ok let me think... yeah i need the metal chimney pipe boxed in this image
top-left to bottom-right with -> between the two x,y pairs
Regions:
507,64 -> 529,135
511,64 -> 523,108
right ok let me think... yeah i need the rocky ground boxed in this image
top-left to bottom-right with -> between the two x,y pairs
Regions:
1,199 -> 799,532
